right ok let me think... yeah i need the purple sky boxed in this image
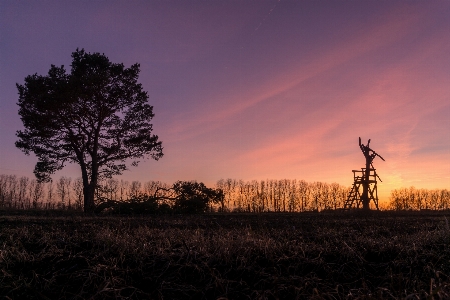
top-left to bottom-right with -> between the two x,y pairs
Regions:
1,1 -> 449,203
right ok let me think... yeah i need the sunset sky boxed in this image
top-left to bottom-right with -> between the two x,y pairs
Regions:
1,1 -> 449,203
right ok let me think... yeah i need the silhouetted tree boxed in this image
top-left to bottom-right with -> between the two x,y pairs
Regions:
93,180 -> 223,214
73,177 -> 84,210
15,49 -> 163,212
172,181 -> 224,214
28,179 -> 44,209
56,176 -> 71,209
0,175 -> 7,206
119,180 -> 130,201
18,176 -> 29,208
130,181 -> 142,198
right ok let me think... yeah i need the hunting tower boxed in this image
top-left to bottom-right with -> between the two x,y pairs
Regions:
344,137 -> 385,210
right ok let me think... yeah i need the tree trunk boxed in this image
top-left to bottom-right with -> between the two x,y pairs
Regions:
83,183 -> 96,213
80,161 -> 97,213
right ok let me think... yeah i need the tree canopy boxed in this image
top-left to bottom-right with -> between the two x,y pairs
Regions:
16,49 -> 163,212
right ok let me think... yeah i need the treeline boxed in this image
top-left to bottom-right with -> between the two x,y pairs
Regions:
2,174 -> 449,212
0,174 -> 221,212
216,179 -> 351,212
0,175 -> 351,212
388,187 -> 450,211
0,174 -> 84,210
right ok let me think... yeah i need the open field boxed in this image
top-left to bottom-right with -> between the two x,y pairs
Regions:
1,211 -> 450,299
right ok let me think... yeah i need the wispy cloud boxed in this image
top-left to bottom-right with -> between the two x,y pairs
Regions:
164,5 -> 422,142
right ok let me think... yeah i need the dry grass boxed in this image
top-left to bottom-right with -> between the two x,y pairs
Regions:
1,211 -> 450,299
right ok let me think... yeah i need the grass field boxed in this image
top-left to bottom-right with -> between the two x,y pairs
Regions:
1,211 -> 449,299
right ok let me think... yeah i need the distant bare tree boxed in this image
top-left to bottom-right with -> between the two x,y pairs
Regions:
439,189 -> 450,210
215,179 -> 226,211
408,187 -> 417,210
320,182 -> 331,210
0,175 -> 7,207
226,179 -> 237,211
280,179 -> 288,212
28,179 -> 36,208
258,180 -> 267,212
102,178 -> 119,201
56,177 -> 72,209
130,181 -> 142,198
287,179 -> 297,212
329,183 -> 341,210
28,179 -> 44,208
46,180 -> 55,208
340,186 -> 350,209
8,175 -> 18,207
429,189 -> 439,210
119,180 -> 130,201
73,177 -> 84,210
144,181 -> 162,196
297,180 -> 309,212
309,182 -> 322,211
421,189 -> 431,209
18,176 -> 29,208
236,180 -> 245,211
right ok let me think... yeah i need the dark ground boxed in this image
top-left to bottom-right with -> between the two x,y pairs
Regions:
1,210 -> 449,299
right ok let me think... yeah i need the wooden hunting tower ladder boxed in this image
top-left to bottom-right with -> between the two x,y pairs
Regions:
344,138 -> 385,211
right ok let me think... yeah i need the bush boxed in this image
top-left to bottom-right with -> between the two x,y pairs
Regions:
172,181 -> 223,214
95,181 -> 224,214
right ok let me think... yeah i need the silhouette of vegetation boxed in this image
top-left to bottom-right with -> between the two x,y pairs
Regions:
94,194 -> 159,215
15,49 -> 163,213
2,174 -> 450,212
172,181 -> 224,213
389,186 -> 450,210
216,179 -> 351,212
94,181 -> 224,214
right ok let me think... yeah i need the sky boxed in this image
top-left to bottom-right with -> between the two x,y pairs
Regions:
1,0 -> 449,203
